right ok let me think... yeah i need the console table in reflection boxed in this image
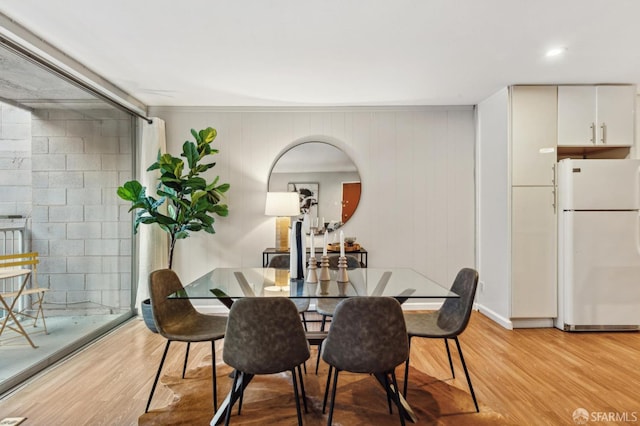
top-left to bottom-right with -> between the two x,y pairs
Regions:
262,247 -> 368,268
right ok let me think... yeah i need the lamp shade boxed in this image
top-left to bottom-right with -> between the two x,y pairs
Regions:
265,192 -> 300,216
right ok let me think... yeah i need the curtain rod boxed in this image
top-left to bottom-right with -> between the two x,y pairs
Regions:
0,35 -> 153,124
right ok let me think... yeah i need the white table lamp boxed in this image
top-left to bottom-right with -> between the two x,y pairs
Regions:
265,192 -> 300,251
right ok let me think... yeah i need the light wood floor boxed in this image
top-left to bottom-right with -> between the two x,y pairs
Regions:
0,311 -> 639,425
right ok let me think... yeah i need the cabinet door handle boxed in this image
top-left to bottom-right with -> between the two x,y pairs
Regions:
600,122 -> 606,144
552,188 -> 556,214
590,123 -> 596,144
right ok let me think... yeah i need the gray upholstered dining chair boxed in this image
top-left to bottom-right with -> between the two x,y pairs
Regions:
402,267 -> 479,412
222,297 -> 311,426
321,297 -> 409,426
145,269 -> 227,413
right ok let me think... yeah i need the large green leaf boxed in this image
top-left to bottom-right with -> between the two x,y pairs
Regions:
117,180 -> 144,201
211,204 -> 229,216
183,141 -> 199,169
185,177 -> 207,190
200,127 -> 217,143
216,183 -> 230,193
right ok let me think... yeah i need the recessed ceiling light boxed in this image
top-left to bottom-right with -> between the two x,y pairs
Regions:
546,47 -> 567,57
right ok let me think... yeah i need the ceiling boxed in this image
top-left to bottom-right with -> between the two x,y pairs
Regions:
1,0 -> 639,107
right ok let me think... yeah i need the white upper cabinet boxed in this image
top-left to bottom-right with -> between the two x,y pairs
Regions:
511,86 -> 557,186
596,86 -> 636,146
558,85 -> 635,147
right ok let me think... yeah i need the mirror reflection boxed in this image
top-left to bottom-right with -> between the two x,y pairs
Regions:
268,142 -> 361,232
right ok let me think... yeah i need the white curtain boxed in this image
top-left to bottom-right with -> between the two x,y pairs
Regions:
134,117 -> 169,315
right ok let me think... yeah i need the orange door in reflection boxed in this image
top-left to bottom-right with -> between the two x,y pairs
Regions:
341,182 -> 361,223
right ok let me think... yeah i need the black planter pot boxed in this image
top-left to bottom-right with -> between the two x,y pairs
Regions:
141,298 -> 158,333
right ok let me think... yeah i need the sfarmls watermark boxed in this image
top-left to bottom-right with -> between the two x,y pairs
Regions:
573,408 -> 638,424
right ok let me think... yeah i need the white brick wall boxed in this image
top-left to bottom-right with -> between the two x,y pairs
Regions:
0,101 -> 134,313
0,103 -> 32,216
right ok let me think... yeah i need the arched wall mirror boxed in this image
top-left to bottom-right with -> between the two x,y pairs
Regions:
268,141 -> 361,232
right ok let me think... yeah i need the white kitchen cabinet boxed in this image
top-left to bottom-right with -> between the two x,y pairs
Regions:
509,86 -> 558,320
511,86 -> 557,186
558,85 -> 635,147
511,186 -> 557,318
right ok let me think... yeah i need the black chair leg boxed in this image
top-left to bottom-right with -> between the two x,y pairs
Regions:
454,337 -> 479,412
238,371 -> 244,415
322,365 -> 333,413
444,338 -> 455,378
327,368 -> 340,426
301,312 -> 308,331
211,340 -> 218,412
225,370 -> 240,426
383,373 -> 393,414
315,340 -> 323,374
182,342 -> 191,379
320,315 -> 327,331
403,336 -> 412,397
390,370 -> 406,426
297,365 -> 308,413
291,368 -> 304,426
146,340 -> 171,413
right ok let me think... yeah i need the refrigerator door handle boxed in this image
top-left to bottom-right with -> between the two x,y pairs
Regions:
552,164 -> 557,213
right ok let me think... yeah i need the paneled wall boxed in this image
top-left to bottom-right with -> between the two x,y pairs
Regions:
149,106 -> 476,291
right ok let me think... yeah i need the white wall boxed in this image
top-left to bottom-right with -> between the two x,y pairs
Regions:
149,106 -> 476,291
476,89 -> 511,325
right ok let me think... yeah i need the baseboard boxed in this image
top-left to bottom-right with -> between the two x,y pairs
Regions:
475,303 -> 513,330
511,318 -> 555,329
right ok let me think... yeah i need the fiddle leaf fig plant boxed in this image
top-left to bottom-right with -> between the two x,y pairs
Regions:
117,127 -> 230,268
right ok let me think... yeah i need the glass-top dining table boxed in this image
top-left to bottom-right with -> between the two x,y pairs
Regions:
169,267 -> 459,425
170,267 -> 459,302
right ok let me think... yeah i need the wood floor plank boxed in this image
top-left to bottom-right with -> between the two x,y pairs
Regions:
0,311 -> 638,425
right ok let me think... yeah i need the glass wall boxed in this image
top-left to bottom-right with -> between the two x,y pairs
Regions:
0,43 -> 135,393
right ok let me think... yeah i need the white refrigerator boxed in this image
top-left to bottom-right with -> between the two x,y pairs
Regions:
556,159 -> 640,331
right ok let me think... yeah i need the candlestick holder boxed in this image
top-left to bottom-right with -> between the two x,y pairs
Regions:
319,255 -> 331,281
336,255 -> 349,284
306,254 -> 318,283
319,279 -> 330,295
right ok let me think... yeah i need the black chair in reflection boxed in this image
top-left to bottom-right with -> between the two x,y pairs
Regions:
402,267 -> 480,412
145,269 -> 227,413
318,254 -> 362,328
267,255 -> 311,330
